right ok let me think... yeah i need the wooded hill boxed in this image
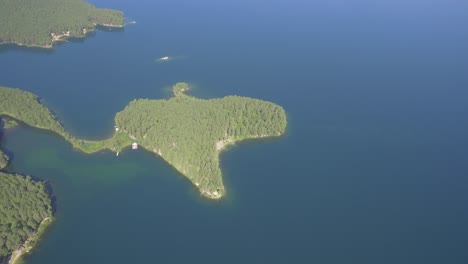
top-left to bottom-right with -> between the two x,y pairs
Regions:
0,0 -> 124,48
115,83 -> 287,198
0,172 -> 52,261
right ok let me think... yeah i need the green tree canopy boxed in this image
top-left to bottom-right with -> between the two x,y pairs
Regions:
0,84 -> 287,199
115,83 -> 287,198
0,172 -> 52,261
0,0 -> 124,48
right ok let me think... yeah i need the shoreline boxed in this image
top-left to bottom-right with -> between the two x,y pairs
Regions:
7,217 -> 53,264
215,133 -> 280,153
1,84 -> 287,201
0,23 -> 124,50
0,113 -> 132,155
96,23 -> 124,28
0,41 -> 53,49
1,115 -> 284,201
200,133 -> 282,199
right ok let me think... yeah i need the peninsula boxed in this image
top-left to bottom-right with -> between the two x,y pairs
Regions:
0,83 -> 286,261
0,86 -> 132,154
0,83 -> 287,198
0,0 -> 124,49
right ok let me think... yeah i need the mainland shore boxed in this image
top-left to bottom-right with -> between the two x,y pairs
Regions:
0,23 -> 124,50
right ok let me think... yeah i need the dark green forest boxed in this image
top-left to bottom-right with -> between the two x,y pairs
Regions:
0,0 -> 124,48
0,88 -> 59,262
115,83 -> 287,198
0,172 -> 52,261
0,84 -> 287,198
0,86 -> 69,137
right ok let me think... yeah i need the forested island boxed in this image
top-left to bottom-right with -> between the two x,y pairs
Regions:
0,172 -> 53,264
116,83 -> 287,198
0,83 -> 287,198
0,0 -> 124,48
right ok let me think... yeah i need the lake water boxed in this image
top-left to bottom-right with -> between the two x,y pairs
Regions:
1,0 -> 468,263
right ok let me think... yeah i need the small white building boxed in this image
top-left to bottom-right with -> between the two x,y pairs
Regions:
132,142 -> 138,150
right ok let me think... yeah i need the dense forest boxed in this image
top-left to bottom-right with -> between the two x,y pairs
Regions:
0,0 -> 124,48
0,172 -> 53,262
115,83 -> 287,198
0,84 -> 287,198
0,87 -> 68,136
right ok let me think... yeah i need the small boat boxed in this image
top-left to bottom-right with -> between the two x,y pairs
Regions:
159,56 -> 170,61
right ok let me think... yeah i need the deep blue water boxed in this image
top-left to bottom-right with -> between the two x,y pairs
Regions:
1,0 -> 468,263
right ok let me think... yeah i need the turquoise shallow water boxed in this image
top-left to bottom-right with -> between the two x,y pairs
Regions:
1,0 -> 468,263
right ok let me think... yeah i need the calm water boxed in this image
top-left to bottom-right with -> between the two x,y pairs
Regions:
1,0 -> 468,263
